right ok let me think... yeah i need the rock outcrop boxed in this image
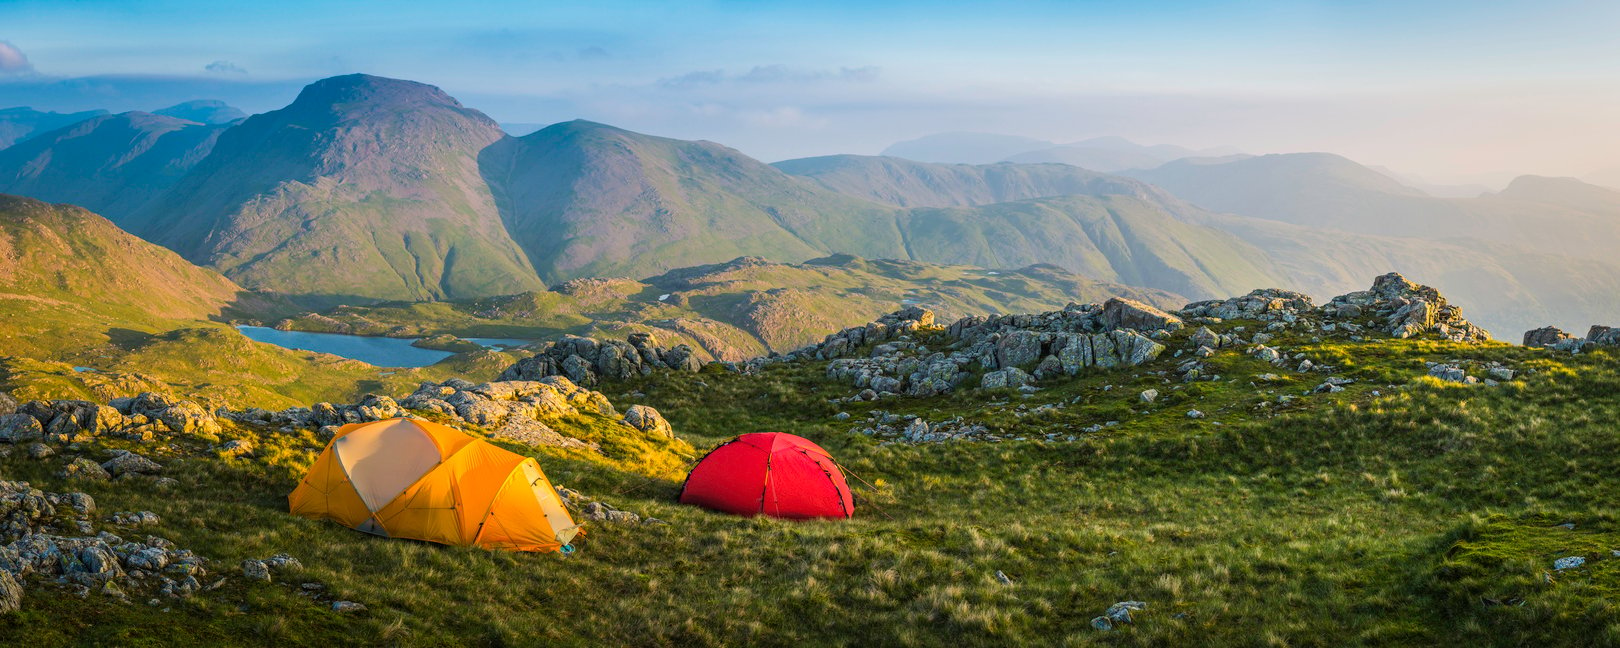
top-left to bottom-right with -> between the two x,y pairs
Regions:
1180,288 -> 1315,323
803,303 -> 1167,398
498,332 -> 702,387
0,394 -> 221,446
1320,273 -> 1490,342
1523,324 -> 1620,352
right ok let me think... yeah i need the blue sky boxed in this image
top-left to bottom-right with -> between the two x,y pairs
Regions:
2,0 -> 1617,184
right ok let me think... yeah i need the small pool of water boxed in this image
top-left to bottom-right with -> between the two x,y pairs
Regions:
235,326 -> 531,368
72,366 -> 98,373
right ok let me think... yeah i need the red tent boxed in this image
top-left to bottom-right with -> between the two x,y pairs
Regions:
678,432 -> 855,519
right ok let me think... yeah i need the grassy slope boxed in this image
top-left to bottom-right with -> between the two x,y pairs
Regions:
3,316 -> 1616,645
1,329 -> 523,411
271,255 -> 1186,360
0,195 -> 248,357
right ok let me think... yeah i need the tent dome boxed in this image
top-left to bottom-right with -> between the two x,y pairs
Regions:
678,432 -> 854,519
289,417 -> 580,552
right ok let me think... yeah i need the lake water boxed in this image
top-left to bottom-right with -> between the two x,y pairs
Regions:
235,326 -> 532,368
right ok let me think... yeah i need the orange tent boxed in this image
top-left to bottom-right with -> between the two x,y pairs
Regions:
288,417 -> 580,552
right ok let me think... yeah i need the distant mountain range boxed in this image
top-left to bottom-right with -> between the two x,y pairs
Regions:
0,107 -> 111,149
0,73 -> 1616,338
880,131 -> 1241,172
0,100 -> 246,150
0,75 -> 1279,305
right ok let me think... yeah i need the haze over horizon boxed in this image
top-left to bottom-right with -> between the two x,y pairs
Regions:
2,0 -> 1617,186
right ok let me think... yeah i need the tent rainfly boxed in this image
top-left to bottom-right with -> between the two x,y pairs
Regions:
289,417 -> 580,552
678,432 -> 854,519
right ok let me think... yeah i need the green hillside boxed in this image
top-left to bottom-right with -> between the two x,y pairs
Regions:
486,121 -> 902,282
0,195 -> 247,357
134,74 -> 545,303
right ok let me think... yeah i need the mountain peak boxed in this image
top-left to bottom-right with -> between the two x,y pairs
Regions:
285,74 -> 484,122
153,100 -> 247,125
1497,174 -> 1620,211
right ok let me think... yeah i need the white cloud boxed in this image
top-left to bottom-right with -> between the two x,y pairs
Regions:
0,41 -> 35,75
659,65 -> 880,89
205,60 -> 247,75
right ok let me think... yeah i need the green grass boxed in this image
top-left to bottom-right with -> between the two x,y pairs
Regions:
2,320 -> 1618,646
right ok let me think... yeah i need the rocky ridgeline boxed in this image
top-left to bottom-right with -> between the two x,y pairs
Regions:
2,476 -> 215,610
498,332 -> 702,387
1523,325 -> 1620,353
225,376 -> 675,455
792,300 -> 1178,398
1185,273 -> 1489,343
785,272 -> 1492,401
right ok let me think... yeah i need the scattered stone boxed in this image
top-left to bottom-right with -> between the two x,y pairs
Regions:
621,405 -> 674,438
331,600 -> 366,613
995,570 -> 1013,585
1186,410 -> 1205,419
1553,556 -> 1585,570
218,439 -> 254,458
63,457 -> 111,480
101,451 -> 163,477
1139,389 -> 1159,404
241,560 -> 271,582
109,511 -> 161,527
1107,601 -> 1147,624
576,502 -> 638,524
1091,616 -> 1114,631
1427,364 -> 1469,383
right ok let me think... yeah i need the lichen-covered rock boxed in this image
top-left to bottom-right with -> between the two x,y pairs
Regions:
63,457 -> 111,481
101,451 -> 163,477
0,569 -> 21,614
153,399 -> 222,437
218,439 -> 254,458
621,405 -> 674,438
1100,297 -> 1183,331
0,414 -> 43,444
981,367 -> 1034,390
241,559 -> 271,582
